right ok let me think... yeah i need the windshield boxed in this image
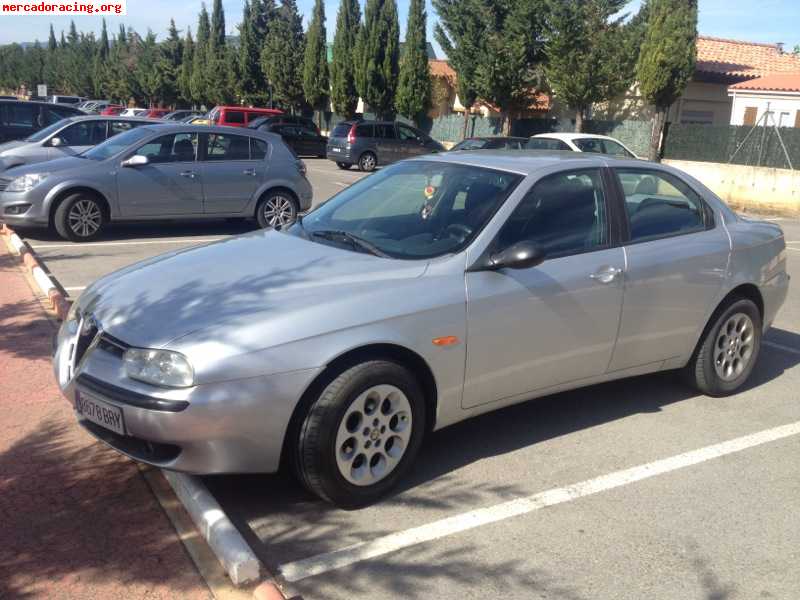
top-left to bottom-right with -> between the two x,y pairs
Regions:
25,119 -> 69,142
82,127 -> 153,161
294,161 -> 522,260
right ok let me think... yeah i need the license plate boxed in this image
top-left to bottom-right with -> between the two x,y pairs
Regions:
75,390 -> 125,435
332,147 -> 341,152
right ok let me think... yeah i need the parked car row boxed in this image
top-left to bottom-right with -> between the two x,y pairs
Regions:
0,100 -> 85,143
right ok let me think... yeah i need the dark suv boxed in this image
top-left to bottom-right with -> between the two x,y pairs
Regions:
326,120 -> 444,171
0,100 -> 85,143
249,114 -> 320,135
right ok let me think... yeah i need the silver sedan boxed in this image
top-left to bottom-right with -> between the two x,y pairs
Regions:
53,151 -> 789,507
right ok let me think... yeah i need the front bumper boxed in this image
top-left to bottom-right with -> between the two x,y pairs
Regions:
0,188 -> 49,226
53,318 -> 323,474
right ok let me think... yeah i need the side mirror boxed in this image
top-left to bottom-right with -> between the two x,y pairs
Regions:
50,137 -> 63,147
121,154 -> 149,168
478,241 -> 546,271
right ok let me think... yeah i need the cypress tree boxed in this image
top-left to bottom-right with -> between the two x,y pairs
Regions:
262,0 -> 305,111
330,0 -> 361,118
356,0 -> 400,119
433,0 -> 482,139
395,0 -> 431,123
179,28 -> 195,106
545,0 -> 635,132
207,0 -> 233,105
303,0 -> 329,122
636,0 -> 697,160
136,30 -> 162,107
92,19 -> 110,98
43,24 -> 59,93
157,20 -> 183,107
238,0 -> 269,105
473,0 -> 548,135
192,5 -> 211,108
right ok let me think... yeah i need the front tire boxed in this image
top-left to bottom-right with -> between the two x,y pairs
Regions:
358,152 -> 377,172
684,297 -> 761,396
54,193 -> 106,242
296,360 -> 426,508
256,191 -> 298,230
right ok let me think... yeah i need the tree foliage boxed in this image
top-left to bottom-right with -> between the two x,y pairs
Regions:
396,0 -> 431,122
303,0 -> 329,114
356,0 -> 400,119
636,0 -> 697,159
262,0 -> 305,111
330,0 -> 361,117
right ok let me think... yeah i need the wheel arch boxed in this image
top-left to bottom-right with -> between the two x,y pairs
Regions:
279,342 -> 439,470
253,185 -> 300,217
48,186 -> 111,226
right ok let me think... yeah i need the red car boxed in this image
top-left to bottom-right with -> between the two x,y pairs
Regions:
100,105 -> 125,116
142,108 -> 171,119
207,106 -> 283,128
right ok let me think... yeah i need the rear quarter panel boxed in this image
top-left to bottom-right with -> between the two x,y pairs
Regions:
725,218 -> 788,329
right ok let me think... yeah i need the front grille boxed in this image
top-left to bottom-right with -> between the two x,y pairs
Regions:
73,318 -> 99,368
97,333 -> 129,357
0,177 -> 10,192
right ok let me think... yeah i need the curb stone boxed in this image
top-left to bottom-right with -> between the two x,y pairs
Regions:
1,223 -> 72,320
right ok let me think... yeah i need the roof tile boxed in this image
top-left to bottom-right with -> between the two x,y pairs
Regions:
697,36 -> 800,79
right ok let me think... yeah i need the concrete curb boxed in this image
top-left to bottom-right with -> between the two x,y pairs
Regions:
1,224 -> 72,320
163,471 -> 264,587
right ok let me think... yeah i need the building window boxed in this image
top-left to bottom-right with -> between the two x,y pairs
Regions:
743,106 -> 758,126
681,110 -> 714,125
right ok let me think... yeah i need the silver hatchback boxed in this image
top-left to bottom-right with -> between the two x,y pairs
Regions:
0,115 -> 158,171
53,152 -> 788,507
0,124 -> 312,241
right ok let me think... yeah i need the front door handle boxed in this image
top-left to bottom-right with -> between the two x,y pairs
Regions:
179,170 -> 195,179
590,266 -> 622,284
243,168 -> 257,176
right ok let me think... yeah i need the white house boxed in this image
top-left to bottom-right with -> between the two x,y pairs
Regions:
728,73 -> 800,127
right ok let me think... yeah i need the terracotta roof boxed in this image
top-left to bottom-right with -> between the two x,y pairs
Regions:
697,36 -> 800,80
429,59 -> 456,83
730,72 -> 800,93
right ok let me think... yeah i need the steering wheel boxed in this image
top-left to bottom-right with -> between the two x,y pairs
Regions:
440,223 -> 472,243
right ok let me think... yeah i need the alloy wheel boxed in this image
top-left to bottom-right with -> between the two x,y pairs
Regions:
262,195 -> 296,230
714,312 -> 755,381
334,384 -> 413,486
360,154 -> 376,171
67,199 -> 102,238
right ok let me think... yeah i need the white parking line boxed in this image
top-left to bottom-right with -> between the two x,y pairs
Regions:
278,420 -> 800,582
64,286 -> 86,292
763,340 -> 800,356
29,238 -> 223,250
788,247 -> 800,253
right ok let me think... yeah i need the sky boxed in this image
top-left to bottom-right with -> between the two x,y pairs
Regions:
0,0 -> 799,57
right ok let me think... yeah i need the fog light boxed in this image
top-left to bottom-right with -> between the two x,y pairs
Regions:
4,204 -> 31,215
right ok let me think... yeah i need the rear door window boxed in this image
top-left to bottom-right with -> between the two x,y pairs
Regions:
397,124 -> 420,141
251,138 -> 269,160
5,103 -> 37,127
59,121 -> 107,145
378,124 -> 399,139
601,139 -> 635,158
204,133 -> 252,161
573,138 -> 605,154
45,106 -> 77,124
615,169 -> 709,243
355,123 -> 375,138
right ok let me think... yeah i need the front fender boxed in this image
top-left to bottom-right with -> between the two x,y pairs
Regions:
43,177 -> 119,218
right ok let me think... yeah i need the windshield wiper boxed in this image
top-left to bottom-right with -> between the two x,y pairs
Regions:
311,229 -> 389,258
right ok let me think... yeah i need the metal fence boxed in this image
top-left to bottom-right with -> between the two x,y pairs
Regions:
664,123 -> 800,170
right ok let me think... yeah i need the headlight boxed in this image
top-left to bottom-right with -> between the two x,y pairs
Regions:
66,301 -> 80,323
6,173 -> 48,193
123,348 -> 194,388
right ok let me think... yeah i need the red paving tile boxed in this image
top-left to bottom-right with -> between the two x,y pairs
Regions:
0,245 -> 212,600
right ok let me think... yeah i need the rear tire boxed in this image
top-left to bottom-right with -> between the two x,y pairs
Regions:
358,152 -> 377,172
256,191 -> 298,230
53,193 -> 106,242
336,162 -> 352,170
683,297 -> 761,396
295,360 -> 426,508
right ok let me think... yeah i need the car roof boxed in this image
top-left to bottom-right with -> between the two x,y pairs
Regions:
462,136 -> 528,142
413,149 -> 647,176
0,99 -> 82,109
532,132 -> 622,142
61,115 -> 163,124
135,123 -> 277,137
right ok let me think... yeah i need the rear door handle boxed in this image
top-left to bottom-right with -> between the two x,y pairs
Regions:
590,267 -> 622,284
243,168 -> 257,176
179,170 -> 195,179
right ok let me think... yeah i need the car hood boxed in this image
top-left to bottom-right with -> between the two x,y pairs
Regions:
0,140 -> 27,155
3,156 -> 92,177
78,230 -> 429,349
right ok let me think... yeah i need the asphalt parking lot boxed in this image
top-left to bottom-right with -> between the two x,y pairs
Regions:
14,163 -> 800,599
